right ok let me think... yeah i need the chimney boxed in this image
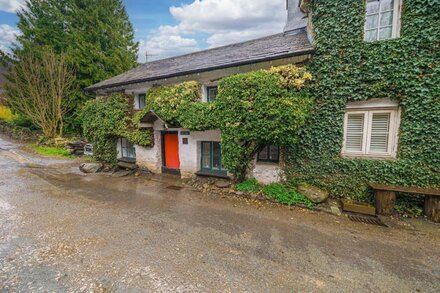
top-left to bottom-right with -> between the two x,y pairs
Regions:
284,0 -> 308,34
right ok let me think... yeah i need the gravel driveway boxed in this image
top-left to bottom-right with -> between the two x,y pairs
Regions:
0,136 -> 439,292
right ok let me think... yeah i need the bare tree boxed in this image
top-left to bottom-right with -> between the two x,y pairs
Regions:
6,50 -> 75,139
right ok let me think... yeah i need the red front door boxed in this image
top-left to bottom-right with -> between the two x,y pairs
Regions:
163,133 -> 180,169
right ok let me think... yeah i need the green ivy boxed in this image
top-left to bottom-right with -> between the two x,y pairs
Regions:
141,66 -> 314,181
284,0 -> 440,202
82,94 -> 152,163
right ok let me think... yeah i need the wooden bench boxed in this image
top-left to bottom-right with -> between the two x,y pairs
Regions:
369,183 -> 440,222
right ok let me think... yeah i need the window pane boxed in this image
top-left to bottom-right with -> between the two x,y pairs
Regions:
380,11 -> 394,27
366,14 -> 379,30
202,142 -> 211,169
207,87 -> 218,102
138,94 -> 146,109
379,27 -> 393,40
370,113 -> 390,153
366,1 -> 380,14
346,114 -> 365,152
381,0 -> 394,11
212,142 -> 221,170
269,146 -> 279,161
365,29 -> 378,42
258,146 -> 268,160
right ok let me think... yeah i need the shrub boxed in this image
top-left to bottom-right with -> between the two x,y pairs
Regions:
263,183 -> 314,209
235,179 -> 262,193
0,105 -> 16,122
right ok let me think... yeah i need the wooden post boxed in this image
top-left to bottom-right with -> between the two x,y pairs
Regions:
375,190 -> 396,215
425,196 -> 440,223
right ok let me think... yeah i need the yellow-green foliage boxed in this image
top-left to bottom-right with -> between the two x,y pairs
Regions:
0,105 -> 16,122
268,65 -> 313,89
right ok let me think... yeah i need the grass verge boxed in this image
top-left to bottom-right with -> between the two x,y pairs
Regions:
30,144 -> 74,159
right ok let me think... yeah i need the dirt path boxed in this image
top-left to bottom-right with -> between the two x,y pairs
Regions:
0,136 -> 439,292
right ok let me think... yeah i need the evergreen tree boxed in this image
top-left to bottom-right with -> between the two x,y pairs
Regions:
12,0 -> 138,131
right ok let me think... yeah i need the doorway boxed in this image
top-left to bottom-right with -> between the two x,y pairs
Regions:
162,132 -> 180,174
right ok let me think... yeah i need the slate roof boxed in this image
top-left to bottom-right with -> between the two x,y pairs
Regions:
87,29 -> 313,91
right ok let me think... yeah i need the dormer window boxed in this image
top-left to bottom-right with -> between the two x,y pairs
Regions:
364,0 -> 401,42
136,93 -> 146,109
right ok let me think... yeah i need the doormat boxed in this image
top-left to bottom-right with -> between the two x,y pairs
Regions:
347,214 -> 388,227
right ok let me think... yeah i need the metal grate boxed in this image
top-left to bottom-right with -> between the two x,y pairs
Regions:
348,215 -> 387,227
166,185 -> 184,190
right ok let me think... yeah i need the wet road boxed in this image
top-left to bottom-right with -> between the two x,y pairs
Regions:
0,136 -> 439,292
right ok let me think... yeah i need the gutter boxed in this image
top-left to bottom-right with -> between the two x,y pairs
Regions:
86,49 -> 315,92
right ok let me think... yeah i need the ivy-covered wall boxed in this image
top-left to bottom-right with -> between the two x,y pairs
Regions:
285,0 -> 440,201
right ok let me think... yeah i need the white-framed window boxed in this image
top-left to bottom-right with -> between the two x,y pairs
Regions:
364,0 -> 402,42
342,99 -> 400,159
202,85 -> 218,102
136,93 -> 146,109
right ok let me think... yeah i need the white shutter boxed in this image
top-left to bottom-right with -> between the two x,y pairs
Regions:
369,113 -> 390,153
346,113 -> 365,152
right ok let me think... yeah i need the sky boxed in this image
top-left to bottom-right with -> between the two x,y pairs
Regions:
0,0 -> 287,62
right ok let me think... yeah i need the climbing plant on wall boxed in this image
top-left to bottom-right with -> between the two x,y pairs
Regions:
82,94 -> 152,163
284,0 -> 440,202
134,64 -> 314,181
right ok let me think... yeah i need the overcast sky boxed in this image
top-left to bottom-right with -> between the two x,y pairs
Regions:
0,0 -> 287,62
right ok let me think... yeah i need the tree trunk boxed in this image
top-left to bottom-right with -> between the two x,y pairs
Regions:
375,190 -> 396,215
424,196 -> 440,223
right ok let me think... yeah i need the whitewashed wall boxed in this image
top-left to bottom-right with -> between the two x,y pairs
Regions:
251,162 -> 283,185
179,129 -> 221,178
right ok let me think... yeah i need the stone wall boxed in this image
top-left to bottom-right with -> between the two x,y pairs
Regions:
0,120 -> 38,141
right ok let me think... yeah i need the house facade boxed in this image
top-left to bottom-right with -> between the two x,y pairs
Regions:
88,0 -> 313,183
88,0 -> 440,197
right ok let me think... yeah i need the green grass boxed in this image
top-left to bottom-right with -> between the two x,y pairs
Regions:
235,179 -> 262,193
30,144 -> 73,159
263,183 -> 314,209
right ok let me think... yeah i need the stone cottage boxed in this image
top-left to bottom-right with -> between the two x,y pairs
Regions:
88,0 -> 314,183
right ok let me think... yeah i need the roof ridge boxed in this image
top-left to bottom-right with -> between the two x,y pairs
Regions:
141,32 -> 289,67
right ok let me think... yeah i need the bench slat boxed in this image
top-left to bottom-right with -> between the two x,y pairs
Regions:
369,183 -> 440,196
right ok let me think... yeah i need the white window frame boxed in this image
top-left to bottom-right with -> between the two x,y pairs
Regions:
342,99 -> 401,159
132,92 -> 147,110
364,0 -> 402,42
202,84 -> 218,102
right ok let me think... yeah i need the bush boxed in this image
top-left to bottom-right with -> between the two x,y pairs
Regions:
235,179 -> 262,193
0,105 -> 16,122
263,183 -> 314,209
